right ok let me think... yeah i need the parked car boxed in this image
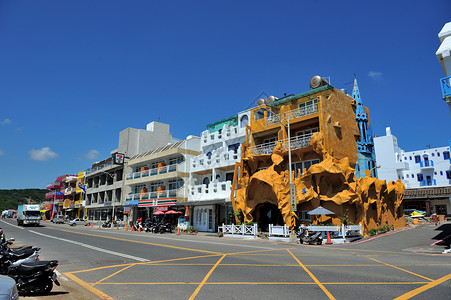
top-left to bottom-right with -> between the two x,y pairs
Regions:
52,215 -> 65,224
68,218 -> 88,226
0,275 -> 19,300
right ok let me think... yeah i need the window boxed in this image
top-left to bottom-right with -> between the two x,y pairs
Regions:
444,151 -> 450,160
414,155 -> 421,163
291,159 -> 321,178
254,110 -> 264,120
432,153 -> 435,157
169,179 -> 183,190
296,128 -> 319,139
298,211 -> 310,220
411,173 -> 414,178
437,152 -> 440,157
240,115 -> 249,128
228,143 -> 240,153
417,174 -> 423,181
404,157 -> 407,160
406,174 -> 409,178
440,171 -> 443,176
446,171 -> 451,179
409,156 -> 412,160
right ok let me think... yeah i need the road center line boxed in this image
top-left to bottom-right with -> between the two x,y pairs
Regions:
29,230 -> 149,262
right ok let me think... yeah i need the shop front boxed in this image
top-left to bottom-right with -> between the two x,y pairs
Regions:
123,200 -> 139,226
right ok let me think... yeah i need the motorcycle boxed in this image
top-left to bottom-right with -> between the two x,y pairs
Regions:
7,260 -> 60,295
297,227 -> 323,245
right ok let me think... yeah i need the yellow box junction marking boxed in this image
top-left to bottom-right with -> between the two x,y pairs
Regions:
369,258 -> 433,282
393,273 -> 451,300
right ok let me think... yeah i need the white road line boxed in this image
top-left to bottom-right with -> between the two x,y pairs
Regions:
0,219 -> 24,229
29,230 -> 149,262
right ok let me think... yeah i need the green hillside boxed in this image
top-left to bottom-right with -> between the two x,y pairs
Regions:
0,189 -> 47,211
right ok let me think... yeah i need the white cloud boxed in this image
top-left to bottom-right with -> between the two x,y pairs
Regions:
85,149 -> 99,160
368,71 -> 383,80
0,118 -> 11,125
29,147 -> 58,161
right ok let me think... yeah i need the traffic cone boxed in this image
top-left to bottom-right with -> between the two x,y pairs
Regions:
131,226 -> 134,232
326,231 -> 332,244
138,226 -> 141,232
98,224 -> 101,229
91,223 -> 93,228
177,227 -> 180,235
116,225 -> 119,230
125,225 -> 128,231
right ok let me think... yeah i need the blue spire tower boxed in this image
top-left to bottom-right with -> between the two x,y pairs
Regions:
353,77 -> 377,178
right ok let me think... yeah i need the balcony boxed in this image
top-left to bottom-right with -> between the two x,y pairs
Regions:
125,189 -> 179,201
419,160 -> 434,169
188,181 -> 232,202
126,164 -> 178,181
266,103 -> 318,126
249,135 -> 312,156
191,146 -> 241,173
421,179 -> 437,187
46,181 -> 62,190
201,124 -> 245,147
440,76 -> 451,101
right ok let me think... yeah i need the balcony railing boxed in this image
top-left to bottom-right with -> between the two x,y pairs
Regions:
126,164 -> 178,181
125,189 -> 179,201
191,147 -> 241,170
419,160 -> 434,168
266,103 -> 318,126
188,181 -> 231,201
421,179 -> 436,187
440,76 -> 451,100
201,124 -> 245,146
249,135 -> 312,156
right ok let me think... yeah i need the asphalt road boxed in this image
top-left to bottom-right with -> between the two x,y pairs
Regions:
0,218 -> 450,300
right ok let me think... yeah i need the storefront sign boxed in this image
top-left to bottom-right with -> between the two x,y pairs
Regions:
138,198 -> 177,207
123,200 -> 138,207
74,201 -> 81,208
124,207 -> 131,214
63,199 -> 70,209
104,201 -> 112,207
156,206 -> 168,211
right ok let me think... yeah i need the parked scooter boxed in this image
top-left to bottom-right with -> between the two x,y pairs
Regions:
297,227 -> 323,245
7,259 -> 60,295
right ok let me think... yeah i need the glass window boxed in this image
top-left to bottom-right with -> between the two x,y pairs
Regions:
432,153 -> 435,157
440,171 -> 443,175
417,174 -> 423,181
446,171 -> 451,179
254,110 -> 264,120
444,151 -> 450,160
437,152 -> 440,157
414,155 -> 421,163
240,115 -> 249,128
409,156 -> 412,160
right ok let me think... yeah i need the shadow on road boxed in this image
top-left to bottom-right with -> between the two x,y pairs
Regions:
432,223 -> 451,247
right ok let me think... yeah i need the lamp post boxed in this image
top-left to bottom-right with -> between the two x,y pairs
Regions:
261,107 -> 297,243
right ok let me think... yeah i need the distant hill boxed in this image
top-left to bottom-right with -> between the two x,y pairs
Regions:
0,189 -> 47,211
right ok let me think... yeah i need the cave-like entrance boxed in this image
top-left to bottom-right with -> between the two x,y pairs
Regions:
253,202 -> 283,232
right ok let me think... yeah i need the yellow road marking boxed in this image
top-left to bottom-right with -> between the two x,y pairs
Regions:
46,227 -> 221,254
330,246 -> 442,256
369,258 -> 433,281
65,272 -> 113,300
226,247 -> 295,256
393,273 -> 451,300
189,254 -> 226,300
92,263 -> 137,286
287,249 -> 336,300
93,281 -> 430,285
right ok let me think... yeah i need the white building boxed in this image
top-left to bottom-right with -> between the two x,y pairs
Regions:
374,127 -> 451,215
186,110 -> 251,232
123,135 -> 200,224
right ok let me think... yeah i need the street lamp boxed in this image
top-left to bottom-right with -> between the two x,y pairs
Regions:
261,107 -> 297,243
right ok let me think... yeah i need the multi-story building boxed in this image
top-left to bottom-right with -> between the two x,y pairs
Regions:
374,127 -> 451,215
44,175 -> 66,219
62,174 -> 79,220
85,121 -> 174,223
187,110 -> 250,231
232,78 -> 375,230
436,21 -> 451,115
123,135 -> 200,225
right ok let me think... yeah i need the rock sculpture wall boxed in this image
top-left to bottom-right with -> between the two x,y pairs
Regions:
233,132 -> 405,235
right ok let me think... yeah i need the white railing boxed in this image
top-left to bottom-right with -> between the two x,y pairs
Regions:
220,223 -> 258,238
265,104 -> 318,127
201,124 -> 245,146
248,142 -> 276,156
125,189 -> 179,201
126,164 -> 179,181
191,147 -> 241,171
281,135 -> 312,151
301,224 -> 363,238
269,224 -> 290,237
188,181 -> 231,201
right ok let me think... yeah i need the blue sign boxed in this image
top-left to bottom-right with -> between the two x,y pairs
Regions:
123,200 -> 138,207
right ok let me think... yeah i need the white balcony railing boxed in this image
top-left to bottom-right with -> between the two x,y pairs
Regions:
188,181 -> 231,201
266,103 -> 318,126
201,124 -> 245,147
249,135 -> 312,156
125,189 -> 179,201
126,164 -> 179,181
191,146 -> 241,172
248,142 -> 276,156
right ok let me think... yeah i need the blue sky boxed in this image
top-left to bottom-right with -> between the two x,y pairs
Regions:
0,1 -> 450,189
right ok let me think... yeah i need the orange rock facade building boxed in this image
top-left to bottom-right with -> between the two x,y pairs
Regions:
230,83 -> 405,234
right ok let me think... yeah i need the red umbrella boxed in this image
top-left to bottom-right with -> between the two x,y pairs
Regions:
165,210 -> 181,214
153,211 -> 165,215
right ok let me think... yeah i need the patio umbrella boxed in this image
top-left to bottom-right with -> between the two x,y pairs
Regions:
153,211 -> 165,215
307,206 -> 335,215
165,210 -> 180,215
